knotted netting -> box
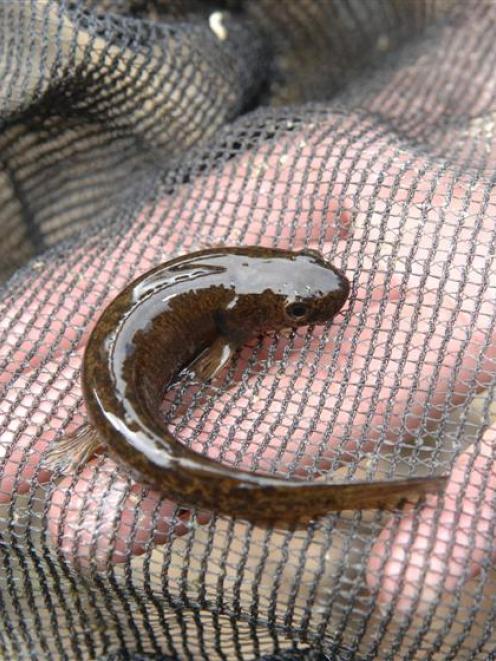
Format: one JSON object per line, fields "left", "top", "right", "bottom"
{"left": 1, "top": 0, "right": 496, "bottom": 658}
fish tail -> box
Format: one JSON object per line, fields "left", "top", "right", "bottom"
{"left": 328, "top": 474, "right": 448, "bottom": 511}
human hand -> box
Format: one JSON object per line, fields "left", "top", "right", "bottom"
{"left": 1, "top": 112, "right": 494, "bottom": 598}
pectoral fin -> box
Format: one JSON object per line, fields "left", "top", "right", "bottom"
{"left": 43, "top": 423, "right": 102, "bottom": 473}
{"left": 188, "top": 338, "right": 234, "bottom": 382}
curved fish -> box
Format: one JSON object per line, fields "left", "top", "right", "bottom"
{"left": 49, "top": 247, "right": 447, "bottom": 523}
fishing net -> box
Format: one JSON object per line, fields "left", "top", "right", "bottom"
{"left": 1, "top": 0, "right": 496, "bottom": 658}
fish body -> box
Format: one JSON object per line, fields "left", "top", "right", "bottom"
{"left": 57, "top": 247, "right": 446, "bottom": 522}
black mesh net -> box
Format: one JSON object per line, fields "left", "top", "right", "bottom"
{"left": 1, "top": 0, "right": 496, "bottom": 658}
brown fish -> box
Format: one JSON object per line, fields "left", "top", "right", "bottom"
{"left": 48, "top": 247, "right": 447, "bottom": 523}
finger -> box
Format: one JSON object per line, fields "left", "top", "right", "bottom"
{"left": 367, "top": 420, "right": 496, "bottom": 614}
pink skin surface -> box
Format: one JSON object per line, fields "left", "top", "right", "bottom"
{"left": 1, "top": 113, "right": 495, "bottom": 608}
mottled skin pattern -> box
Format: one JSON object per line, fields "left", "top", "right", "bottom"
{"left": 74, "top": 247, "right": 447, "bottom": 524}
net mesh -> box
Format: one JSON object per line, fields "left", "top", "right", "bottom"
{"left": 1, "top": 1, "right": 496, "bottom": 658}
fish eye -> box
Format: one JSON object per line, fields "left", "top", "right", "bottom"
{"left": 286, "top": 302, "right": 309, "bottom": 320}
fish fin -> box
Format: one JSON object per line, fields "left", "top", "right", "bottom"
{"left": 43, "top": 423, "right": 102, "bottom": 474}
{"left": 188, "top": 338, "right": 234, "bottom": 383}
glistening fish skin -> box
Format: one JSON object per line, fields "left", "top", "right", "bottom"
{"left": 59, "top": 247, "right": 447, "bottom": 523}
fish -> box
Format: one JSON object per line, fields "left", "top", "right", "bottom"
{"left": 47, "top": 247, "right": 447, "bottom": 523}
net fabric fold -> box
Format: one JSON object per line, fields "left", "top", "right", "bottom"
{"left": 1, "top": 1, "right": 496, "bottom": 659}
